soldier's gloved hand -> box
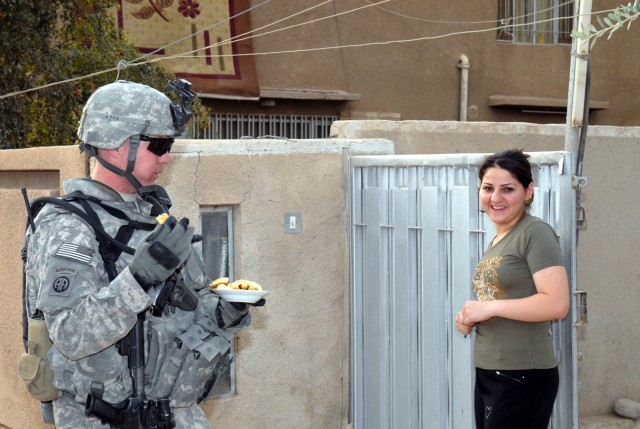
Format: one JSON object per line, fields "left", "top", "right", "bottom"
{"left": 231, "top": 299, "right": 266, "bottom": 310}
{"left": 129, "top": 216, "right": 195, "bottom": 291}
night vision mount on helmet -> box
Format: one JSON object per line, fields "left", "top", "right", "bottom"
{"left": 168, "top": 79, "right": 196, "bottom": 133}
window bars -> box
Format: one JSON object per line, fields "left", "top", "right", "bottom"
{"left": 194, "top": 113, "right": 339, "bottom": 140}
{"left": 498, "top": 0, "right": 573, "bottom": 44}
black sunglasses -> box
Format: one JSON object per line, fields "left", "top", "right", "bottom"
{"left": 141, "top": 135, "right": 175, "bottom": 156}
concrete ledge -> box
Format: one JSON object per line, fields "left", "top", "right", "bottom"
{"left": 176, "top": 138, "right": 395, "bottom": 155}
{"left": 581, "top": 414, "right": 640, "bottom": 429}
{"left": 488, "top": 94, "right": 610, "bottom": 111}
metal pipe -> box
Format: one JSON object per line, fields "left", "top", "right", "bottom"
{"left": 457, "top": 54, "right": 469, "bottom": 121}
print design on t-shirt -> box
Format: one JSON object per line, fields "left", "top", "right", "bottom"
{"left": 472, "top": 256, "right": 506, "bottom": 302}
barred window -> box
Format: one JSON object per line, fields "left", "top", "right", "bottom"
{"left": 498, "top": 0, "right": 574, "bottom": 44}
{"left": 195, "top": 113, "right": 338, "bottom": 140}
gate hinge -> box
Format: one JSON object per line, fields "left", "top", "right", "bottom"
{"left": 573, "top": 175, "right": 588, "bottom": 190}
{"left": 577, "top": 206, "right": 587, "bottom": 230}
{"left": 574, "top": 176, "right": 588, "bottom": 230}
{"left": 574, "top": 291, "right": 588, "bottom": 326}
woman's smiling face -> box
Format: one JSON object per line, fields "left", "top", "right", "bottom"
{"left": 480, "top": 166, "right": 533, "bottom": 233}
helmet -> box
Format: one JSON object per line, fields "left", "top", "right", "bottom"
{"left": 77, "top": 80, "right": 178, "bottom": 149}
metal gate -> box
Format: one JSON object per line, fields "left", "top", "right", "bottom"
{"left": 349, "top": 152, "right": 578, "bottom": 429}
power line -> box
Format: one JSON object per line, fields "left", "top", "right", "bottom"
{"left": 134, "top": 1, "right": 582, "bottom": 65}
{"left": 363, "top": 0, "right": 576, "bottom": 25}
{"left": 0, "top": 2, "right": 622, "bottom": 100}
{"left": 145, "top": 12, "right": 581, "bottom": 62}
{"left": 0, "top": 0, "right": 390, "bottom": 99}
{"left": 127, "top": 0, "right": 275, "bottom": 65}
{"left": 0, "top": 68, "right": 118, "bottom": 100}
{"left": 141, "top": 0, "right": 393, "bottom": 65}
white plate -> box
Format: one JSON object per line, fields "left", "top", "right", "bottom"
{"left": 213, "top": 289, "right": 270, "bottom": 303}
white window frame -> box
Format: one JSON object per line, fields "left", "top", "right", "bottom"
{"left": 498, "top": 0, "right": 573, "bottom": 45}
{"left": 200, "top": 206, "right": 236, "bottom": 398}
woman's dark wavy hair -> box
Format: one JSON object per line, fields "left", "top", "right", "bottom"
{"left": 479, "top": 148, "right": 534, "bottom": 206}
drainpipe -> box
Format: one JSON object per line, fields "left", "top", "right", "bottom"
{"left": 457, "top": 54, "right": 469, "bottom": 121}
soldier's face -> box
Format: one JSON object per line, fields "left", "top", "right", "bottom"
{"left": 111, "top": 139, "right": 171, "bottom": 187}
{"left": 133, "top": 139, "right": 171, "bottom": 186}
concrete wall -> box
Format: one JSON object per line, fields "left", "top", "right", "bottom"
{"left": 1, "top": 121, "right": 640, "bottom": 427}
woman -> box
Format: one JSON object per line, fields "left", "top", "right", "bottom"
{"left": 455, "top": 149, "right": 570, "bottom": 429}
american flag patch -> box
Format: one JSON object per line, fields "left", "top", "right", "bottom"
{"left": 55, "top": 243, "right": 95, "bottom": 264}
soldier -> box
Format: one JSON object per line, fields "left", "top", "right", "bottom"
{"left": 23, "top": 80, "right": 259, "bottom": 428}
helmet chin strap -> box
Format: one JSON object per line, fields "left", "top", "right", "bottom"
{"left": 126, "top": 134, "right": 173, "bottom": 214}
{"left": 93, "top": 142, "right": 170, "bottom": 215}
{"left": 92, "top": 121, "right": 174, "bottom": 214}
{"left": 88, "top": 130, "right": 144, "bottom": 191}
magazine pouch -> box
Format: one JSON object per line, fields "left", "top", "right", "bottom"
{"left": 169, "top": 317, "right": 231, "bottom": 407}
{"left": 18, "top": 317, "right": 60, "bottom": 402}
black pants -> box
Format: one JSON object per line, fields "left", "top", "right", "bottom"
{"left": 474, "top": 367, "right": 559, "bottom": 429}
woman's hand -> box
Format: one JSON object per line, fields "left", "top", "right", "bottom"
{"left": 456, "top": 300, "right": 497, "bottom": 336}
{"left": 456, "top": 306, "right": 476, "bottom": 336}
{"left": 456, "top": 265, "right": 569, "bottom": 331}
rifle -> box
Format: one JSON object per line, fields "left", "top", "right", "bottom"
{"left": 85, "top": 262, "right": 203, "bottom": 428}
{"left": 85, "top": 311, "right": 175, "bottom": 429}
{"left": 84, "top": 216, "right": 201, "bottom": 427}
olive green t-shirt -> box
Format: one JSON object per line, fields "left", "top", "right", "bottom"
{"left": 472, "top": 214, "right": 565, "bottom": 370}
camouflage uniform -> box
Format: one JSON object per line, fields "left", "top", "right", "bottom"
{"left": 25, "top": 177, "right": 250, "bottom": 428}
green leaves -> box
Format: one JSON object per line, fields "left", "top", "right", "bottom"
{"left": 571, "top": 1, "right": 640, "bottom": 48}
{"left": 0, "top": 0, "right": 209, "bottom": 149}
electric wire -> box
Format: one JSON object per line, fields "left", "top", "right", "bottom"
{"left": 158, "top": 0, "right": 393, "bottom": 61}
{"left": 147, "top": 2, "right": 624, "bottom": 62}
{"left": 363, "top": 0, "right": 576, "bottom": 25}
{"left": 127, "top": 0, "right": 586, "bottom": 64}
{"left": 0, "top": 0, "right": 391, "bottom": 99}
{"left": 0, "top": 0, "right": 278, "bottom": 99}
{"left": 0, "top": 2, "right": 625, "bottom": 100}
{"left": 127, "top": 0, "right": 275, "bottom": 65}
{"left": 158, "top": 13, "right": 580, "bottom": 61}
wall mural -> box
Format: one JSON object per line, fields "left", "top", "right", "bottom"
{"left": 117, "top": 0, "right": 259, "bottom": 97}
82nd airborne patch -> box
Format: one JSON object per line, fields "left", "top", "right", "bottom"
{"left": 48, "top": 267, "right": 78, "bottom": 297}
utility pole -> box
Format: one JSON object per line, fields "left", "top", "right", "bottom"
{"left": 565, "top": 5, "right": 593, "bottom": 427}
{"left": 565, "top": 0, "right": 593, "bottom": 172}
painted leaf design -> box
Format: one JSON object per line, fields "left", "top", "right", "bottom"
{"left": 132, "top": 6, "right": 156, "bottom": 20}
{"left": 157, "top": 0, "right": 174, "bottom": 7}
{"left": 125, "top": 0, "right": 144, "bottom": 4}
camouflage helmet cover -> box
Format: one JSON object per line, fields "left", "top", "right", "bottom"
{"left": 77, "top": 80, "right": 178, "bottom": 149}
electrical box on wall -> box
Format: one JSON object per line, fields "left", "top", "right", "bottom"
{"left": 284, "top": 212, "right": 302, "bottom": 234}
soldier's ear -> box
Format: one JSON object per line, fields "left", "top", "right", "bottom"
{"left": 102, "top": 140, "right": 129, "bottom": 161}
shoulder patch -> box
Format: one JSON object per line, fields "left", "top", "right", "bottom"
{"left": 48, "top": 268, "right": 78, "bottom": 297}
{"left": 55, "top": 243, "right": 95, "bottom": 264}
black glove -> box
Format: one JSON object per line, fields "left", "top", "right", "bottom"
{"left": 129, "top": 216, "right": 195, "bottom": 291}
{"left": 230, "top": 298, "right": 266, "bottom": 311}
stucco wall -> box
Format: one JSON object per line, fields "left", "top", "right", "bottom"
{"left": 162, "top": 139, "right": 394, "bottom": 429}
{"left": 2, "top": 121, "right": 640, "bottom": 427}
{"left": 0, "top": 147, "right": 88, "bottom": 428}
{"left": 248, "top": 0, "right": 640, "bottom": 126}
